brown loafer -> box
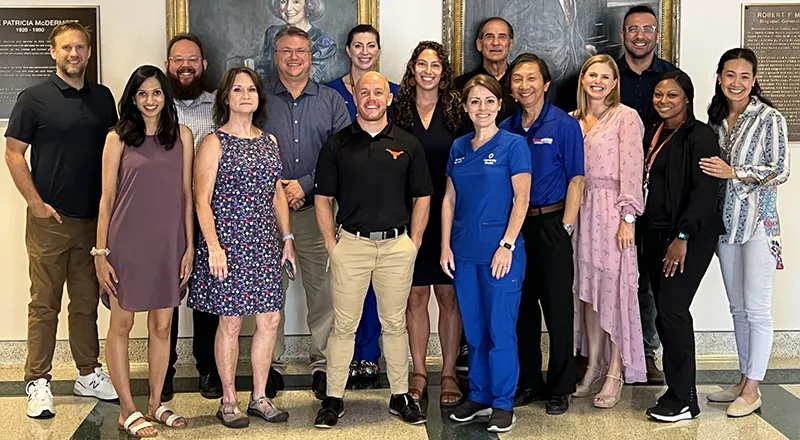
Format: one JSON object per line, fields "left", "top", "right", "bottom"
{"left": 646, "top": 357, "right": 665, "bottom": 384}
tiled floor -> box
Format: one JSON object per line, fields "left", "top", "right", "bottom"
{"left": 4, "top": 362, "right": 800, "bottom": 439}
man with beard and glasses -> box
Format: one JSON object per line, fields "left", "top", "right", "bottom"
{"left": 5, "top": 22, "right": 118, "bottom": 418}
{"left": 161, "top": 33, "right": 220, "bottom": 403}
{"left": 263, "top": 26, "right": 350, "bottom": 401}
{"left": 313, "top": 72, "right": 432, "bottom": 428}
{"left": 614, "top": 4, "right": 675, "bottom": 386}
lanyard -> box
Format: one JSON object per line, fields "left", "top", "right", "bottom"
{"left": 644, "top": 120, "right": 684, "bottom": 185}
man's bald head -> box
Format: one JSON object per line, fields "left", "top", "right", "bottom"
{"left": 355, "top": 71, "right": 393, "bottom": 123}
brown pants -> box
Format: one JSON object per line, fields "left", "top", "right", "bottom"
{"left": 25, "top": 209, "right": 101, "bottom": 382}
{"left": 326, "top": 230, "right": 417, "bottom": 397}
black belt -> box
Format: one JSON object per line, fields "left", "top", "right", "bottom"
{"left": 342, "top": 225, "right": 407, "bottom": 240}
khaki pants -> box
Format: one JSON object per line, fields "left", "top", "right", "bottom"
{"left": 326, "top": 230, "right": 418, "bottom": 397}
{"left": 25, "top": 209, "right": 101, "bottom": 382}
{"left": 273, "top": 206, "right": 333, "bottom": 373}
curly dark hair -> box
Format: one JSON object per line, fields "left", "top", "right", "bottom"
{"left": 394, "top": 41, "right": 462, "bottom": 133}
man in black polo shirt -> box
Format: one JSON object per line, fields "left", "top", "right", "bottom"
{"left": 4, "top": 22, "right": 118, "bottom": 418}
{"left": 313, "top": 72, "right": 432, "bottom": 428}
{"left": 455, "top": 16, "right": 519, "bottom": 123}
{"left": 617, "top": 4, "right": 676, "bottom": 384}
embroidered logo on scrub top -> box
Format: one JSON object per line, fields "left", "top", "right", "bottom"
{"left": 386, "top": 149, "right": 405, "bottom": 160}
{"left": 532, "top": 138, "right": 554, "bottom": 144}
{"left": 483, "top": 153, "right": 497, "bottom": 165}
{"left": 454, "top": 157, "right": 465, "bottom": 164}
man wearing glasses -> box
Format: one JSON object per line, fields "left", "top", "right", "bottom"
{"left": 263, "top": 26, "right": 350, "bottom": 400}
{"left": 616, "top": 4, "right": 676, "bottom": 385}
{"left": 163, "top": 33, "right": 220, "bottom": 402}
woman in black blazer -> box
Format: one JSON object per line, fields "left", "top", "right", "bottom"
{"left": 637, "top": 70, "right": 726, "bottom": 423}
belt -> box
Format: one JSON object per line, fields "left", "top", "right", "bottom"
{"left": 342, "top": 225, "right": 407, "bottom": 241}
{"left": 527, "top": 201, "right": 565, "bottom": 217}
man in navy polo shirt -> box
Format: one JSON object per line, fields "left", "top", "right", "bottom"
{"left": 499, "top": 53, "right": 584, "bottom": 415}
{"left": 616, "top": 5, "right": 676, "bottom": 384}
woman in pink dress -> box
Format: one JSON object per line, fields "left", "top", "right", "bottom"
{"left": 571, "top": 54, "right": 646, "bottom": 409}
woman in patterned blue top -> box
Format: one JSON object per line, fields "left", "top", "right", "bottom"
{"left": 189, "top": 67, "right": 296, "bottom": 428}
{"left": 701, "top": 48, "right": 790, "bottom": 418}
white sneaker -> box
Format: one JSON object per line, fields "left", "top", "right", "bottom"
{"left": 26, "top": 378, "right": 55, "bottom": 418}
{"left": 74, "top": 367, "right": 118, "bottom": 401}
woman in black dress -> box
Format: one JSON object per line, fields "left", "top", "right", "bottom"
{"left": 394, "top": 41, "right": 464, "bottom": 406}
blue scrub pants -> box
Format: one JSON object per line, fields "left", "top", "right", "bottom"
{"left": 454, "top": 254, "right": 524, "bottom": 411}
{"left": 353, "top": 283, "right": 381, "bottom": 363}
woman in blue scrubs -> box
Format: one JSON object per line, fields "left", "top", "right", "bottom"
{"left": 442, "top": 74, "right": 531, "bottom": 433}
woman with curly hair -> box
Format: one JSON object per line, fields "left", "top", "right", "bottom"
{"left": 393, "top": 41, "right": 464, "bottom": 407}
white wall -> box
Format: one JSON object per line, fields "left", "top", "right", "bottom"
{"left": 0, "top": 0, "right": 797, "bottom": 342}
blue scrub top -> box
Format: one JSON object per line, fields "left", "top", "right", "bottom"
{"left": 499, "top": 99, "right": 584, "bottom": 207}
{"left": 446, "top": 129, "right": 531, "bottom": 264}
{"left": 325, "top": 76, "right": 401, "bottom": 121}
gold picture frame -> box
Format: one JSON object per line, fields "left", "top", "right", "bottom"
{"left": 166, "top": 0, "right": 379, "bottom": 41}
{"left": 442, "top": 0, "right": 681, "bottom": 75}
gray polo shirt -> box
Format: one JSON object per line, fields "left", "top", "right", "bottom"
{"left": 263, "top": 79, "right": 349, "bottom": 201}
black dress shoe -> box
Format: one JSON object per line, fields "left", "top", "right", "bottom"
{"left": 161, "top": 376, "right": 174, "bottom": 402}
{"left": 546, "top": 394, "right": 570, "bottom": 415}
{"left": 314, "top": 397, "right": 344, "bottom": 428}
{"left": 266, "top": 367, "right": 285, "bottom": 399}
{"left": 389, "top": 393, "right": 426, "bottom": 425}
{"left": 199, "top": 373, "right": 223, "bottom": 399}
{"left": 513, "top": 388, "right": 547, "bottom": 407}
{"left": 312, "top": 371, "right": 327, "bottom": 400}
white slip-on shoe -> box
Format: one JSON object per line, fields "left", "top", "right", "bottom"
{"left": 74, "top": 367, "right": 118, "bottom": 401}
{"left": 27, "top": 378, "right": 55, "bottom": 418}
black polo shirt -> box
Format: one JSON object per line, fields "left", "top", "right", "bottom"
{"left": 455, "top": 63, "right": 519, "bottom": 127}
{"left": 617, "top": 55, "right": 677, "bottom": 130}
{"left": 5, "top": 74, "right": 118, "bottom": 218}
{"left": 314, "top": 121, "right": 434, "bottom": 233}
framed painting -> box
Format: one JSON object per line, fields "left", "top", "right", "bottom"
{"left": 166, "top": 0, "right": 379, "bottom": 87}
{"left": 443, "top": 0, "right": 680, "bottom": 108}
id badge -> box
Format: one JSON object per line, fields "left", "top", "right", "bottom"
{"left": 643, "top": 183, "right": 649, "bottom": 206}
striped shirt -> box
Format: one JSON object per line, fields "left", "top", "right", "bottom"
{"left": 713, "top": 97, "right": 790, "bottom": 268}
{"left": 174, "top": 91, "right": 215, "bottom": 151}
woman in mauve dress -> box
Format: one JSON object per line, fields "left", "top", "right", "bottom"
{"left": 95, "top": 65, "right": 194, "bottom": 437}
{"left": 570, "top": 54, "right": 646, "bottom": 409}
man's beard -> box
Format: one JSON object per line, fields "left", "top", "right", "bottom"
{"left": 169, "top": 70, "right": 207, "bottom": 100}
{"left": 625, "top": 40, "right": 656, "bottom": 59}
{"left": 60, "top": 60, "right": 87, "bottom": 79}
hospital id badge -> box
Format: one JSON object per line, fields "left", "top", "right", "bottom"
{"left": 643, "top": 183, "right": 649, "bottom": 206}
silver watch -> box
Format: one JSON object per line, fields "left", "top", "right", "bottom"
{"left": 623, "top": 214, "right": 636, "bottom": 224}
{"left": 563, "top": 223, "right": 574, "bottom": 236}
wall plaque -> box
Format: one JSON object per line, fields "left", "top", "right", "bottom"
{"left": 742, "top": 4, "right": 800, "bottom": 142}
{"left": 0, "top": 6, "right": 99, "bottom": 119}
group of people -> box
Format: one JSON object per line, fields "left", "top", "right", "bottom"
{"left": 4, "top": 4, "right": 789, "bottom": 437}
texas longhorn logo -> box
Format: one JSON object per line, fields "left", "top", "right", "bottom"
{"left": 386, "top": 149, "right": 405, "bottom": 160}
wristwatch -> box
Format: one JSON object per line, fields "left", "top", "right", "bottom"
{"left": 499, "top": 240, "right": 515, "bottom": 251}
{"left": 677, "top": 232, "right": 689, "bottom": 241}
{"left": 563, "top": 223, "right": 574, "bottom": 236}
{"left": 282, "top": 233, "right": 295, "bottom": 241}
{"left": 623, "top": 214, "right": 636, "bottom": 224}
{"left": 90, "top": 247, "right": 110, "bottom": 256}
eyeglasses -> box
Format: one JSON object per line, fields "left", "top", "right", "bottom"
{"left": 275, "top": 48, "right": 310, "bottom": 56}
{"left": 624, "top": 25, "right": 657, "bottom": 35}
{"left": 168, "top": 56, "right": 202, "bottom": 65}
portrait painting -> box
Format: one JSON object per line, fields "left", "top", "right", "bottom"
{"left": 443, "top": 0, "right": 679, "bottom": 110}
{"left": 167, "top": 0, "right": 378, "bottom": 88}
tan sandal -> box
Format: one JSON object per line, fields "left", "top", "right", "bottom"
{"left": 440, "top": 375, "right": 463, "bottom": 407}
{"left": 145, "top": 405, "right": 186, "bottom": 428}
{"left": 594, "top": 375, "right": 623, "bottom": 409}
{"left": 119, "top": 411, "right": 157, "bottom": 438}
{"left": 574, "top": 365, "right": 607, "bottom": 398}
{"left": 409, "top": 373, "right": 428, "bottom": 402}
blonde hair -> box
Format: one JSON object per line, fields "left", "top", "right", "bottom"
{"left": 574, "top": 54, "right": 621, "bottom": 121}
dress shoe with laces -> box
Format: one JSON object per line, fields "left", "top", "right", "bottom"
{"left": 312, "top": 371, "right": 328, "bottom": 400}
{"left": 546, "top": 394, "right": 570, "bottom": 415}
{"left": 199, "top": 373, "right": 223, "bottom": 399}
{"left": 389, "top": 393, "right": 426, "bottom": 425}
{"left": 513, "top": 387, "right": 547, "bottom": 407}
{"left": 266, "top": 367, "right": 284, "bottom": 399}
{"left": 314, "top": 397, "right": 344, "bottom": 428}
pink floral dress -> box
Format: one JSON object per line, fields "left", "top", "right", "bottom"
{"left": 572, "top": 104, "right": 646, "bottom": 383}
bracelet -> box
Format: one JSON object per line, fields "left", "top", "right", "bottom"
{"left": 282, "top": 233, "right": 295, "bottom": 241}
{"left": 90, "top": 247, "right": 110, "bottom": 256}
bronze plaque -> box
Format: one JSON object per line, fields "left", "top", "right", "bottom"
{"left": 742, "top": 4, "right": 800, "bottom": 141}
{"left": 0, "top": 6, "right": 100, "bottom": 119}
